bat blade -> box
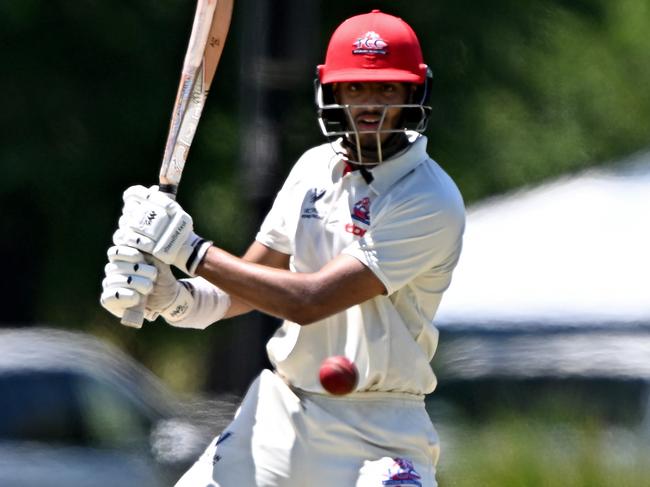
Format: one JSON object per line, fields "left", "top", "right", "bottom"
{"left": 120, "top": 0, "right": 234, "bottom": 329}
{"left": 159, "top": 0, "right": 234, "bottom": 195}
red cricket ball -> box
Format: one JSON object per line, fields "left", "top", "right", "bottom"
{"left": 319, "top": 355, "right": 359, "bottom": 395}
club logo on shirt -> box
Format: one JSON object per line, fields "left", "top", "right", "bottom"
{"left": 353, "top": 31, "right": 389, "bottom": 55}
{"left": 346, "top": 197, "right": 371, "bottom": 237}
{"left": 310, "top": 188, "right": 326, "bottom": 203}
{"left": 301, "top": 188, "right": 327, "bottom": 220}
{"left": 382, "top": 458, "right": 422, "bottom": 486}
{"left": 302, "top": 208, "right": 323, "bottom": 219}
{"left": 352, "top": 197, "right": 370, "bottom": 224}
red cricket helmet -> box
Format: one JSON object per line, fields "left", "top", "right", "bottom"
{"left": 317, "top": 9, "right": 428, "bottom": 85}
{"left": 314, "top": 10, "right": 432, "bottom": 166}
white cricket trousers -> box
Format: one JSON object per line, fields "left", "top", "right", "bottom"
{"left": 174, "top": 369, "right": 439, "bottom": 487}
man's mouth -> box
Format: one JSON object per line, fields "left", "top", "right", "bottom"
{"left": 355, "top": 114, "right": 383, "bottom": 131}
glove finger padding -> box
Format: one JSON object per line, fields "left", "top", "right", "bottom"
{"left": 102, "top": 273, "right": 154, "bottom": 295}
{"left": 101, "top": 245, "right": 157, "bottom": 319}
{"left": 105, "top": 245, "right": 158, "bottom": 282}
{"left": 107, "top": 244, "right": 145, "bottom": 263}
{"left": 145, "top": 258, "right": 182, "bottom": 312}
{"left": 104, "top": 254, "right": 188, "bottom": 322}
{"left": 122, "top": 184, "right": 172, "bottom": 208}
{"left": 104, "top": 261, "right": 158, "bottom": 282}
{"left": 112, "top": 228, "right": 157, "bottom": 253}
{"left": 122, "top": 184, "right": 152, "bottom": 203}
{"left": 100, "top": 286, "right": 142, "bottom": 318}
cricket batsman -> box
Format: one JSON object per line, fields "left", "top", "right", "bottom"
{"left": 101, "top": 10, "right": 465, "bottom": 486}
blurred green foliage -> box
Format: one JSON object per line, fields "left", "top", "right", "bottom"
{"left": 435, "top": 412, "right": 650, "bottom": 487}
{"left": 2, "top": 0, "right": 650, "bottom": 390}
{"left": 427, "top": 376, "right": 650, "bottom": 485}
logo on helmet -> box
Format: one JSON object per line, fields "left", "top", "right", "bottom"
{"left": 353, "top": 31, "right": 388, "bottom": 55}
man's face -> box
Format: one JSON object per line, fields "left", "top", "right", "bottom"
{"left": 333, "top": 82, "right": 411, "bottom": 148}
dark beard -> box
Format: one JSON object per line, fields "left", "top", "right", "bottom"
{"left": 342, "top": 132, "right": 410, "bottom": 165}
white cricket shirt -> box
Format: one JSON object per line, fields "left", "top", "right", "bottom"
{"left": 257, "top": 133, "right": 465, "bottom": 396}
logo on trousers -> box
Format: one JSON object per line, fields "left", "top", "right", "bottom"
{"left": 212, "top": 431, "right": 233, "bottom": 465}
{"left": 382, "top": 458, "right": 422, "bottom": 486}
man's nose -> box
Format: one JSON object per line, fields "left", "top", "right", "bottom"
{"left": 359, "top": 89, "right": 384, "bottom": 107}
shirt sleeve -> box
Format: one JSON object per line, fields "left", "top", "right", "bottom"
{"left": 254, "top": 154, "right": 309, "bottom": 255}
{"left": 342, "top": 192, "right": 465, "bottom": 295}
{"left": 255, "top": 187, "right": 294, "bottom": 254}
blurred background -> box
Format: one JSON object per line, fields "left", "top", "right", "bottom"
{"left": 2, "top": 0, "right": 650, "bottom": 485}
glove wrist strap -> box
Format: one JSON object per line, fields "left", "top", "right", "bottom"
{"left": 185, "top": 238, "right": 213, "bottom": 275}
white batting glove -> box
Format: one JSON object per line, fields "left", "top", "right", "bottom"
{"left": 112, "top": 185, "right": 212, "bottom": 276}
{"left": 100, "top": 245, "right": 196, "bottom": 323}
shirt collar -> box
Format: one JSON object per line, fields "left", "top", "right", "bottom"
{"left": 329, "top": 132, "right": 428, "bottom": 194}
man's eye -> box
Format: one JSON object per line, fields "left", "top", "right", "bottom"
{"left": 348, "top": 83, "right": 361, "bottom": 92}
{"left": 383, "top": 84, "right": 396, "bottom": 92}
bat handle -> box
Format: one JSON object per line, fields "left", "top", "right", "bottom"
{"left": 158, "top": 183, "right": 178, "bottom": 200}
{"left": 121, "top": 302, "right": 145, "bottom": 328}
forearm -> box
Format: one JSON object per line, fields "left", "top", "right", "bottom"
{"left": 195, "top": 245, "right": 386, "bottom": 325}
{"left": 196, "top": 246, "right": 321, "bottom": 324}
{"left": 108, "top": 186, "right": 384, "bottom": 327}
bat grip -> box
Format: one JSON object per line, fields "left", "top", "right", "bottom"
{"left": 121, "top": 303, "right": 146, "bottom": 329}
{"left": 159, "top": 184, "right": 178, "bottom": 200}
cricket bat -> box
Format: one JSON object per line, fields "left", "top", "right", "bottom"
{"left": 121, "top": 0, "right": 234, "bottom": 328}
